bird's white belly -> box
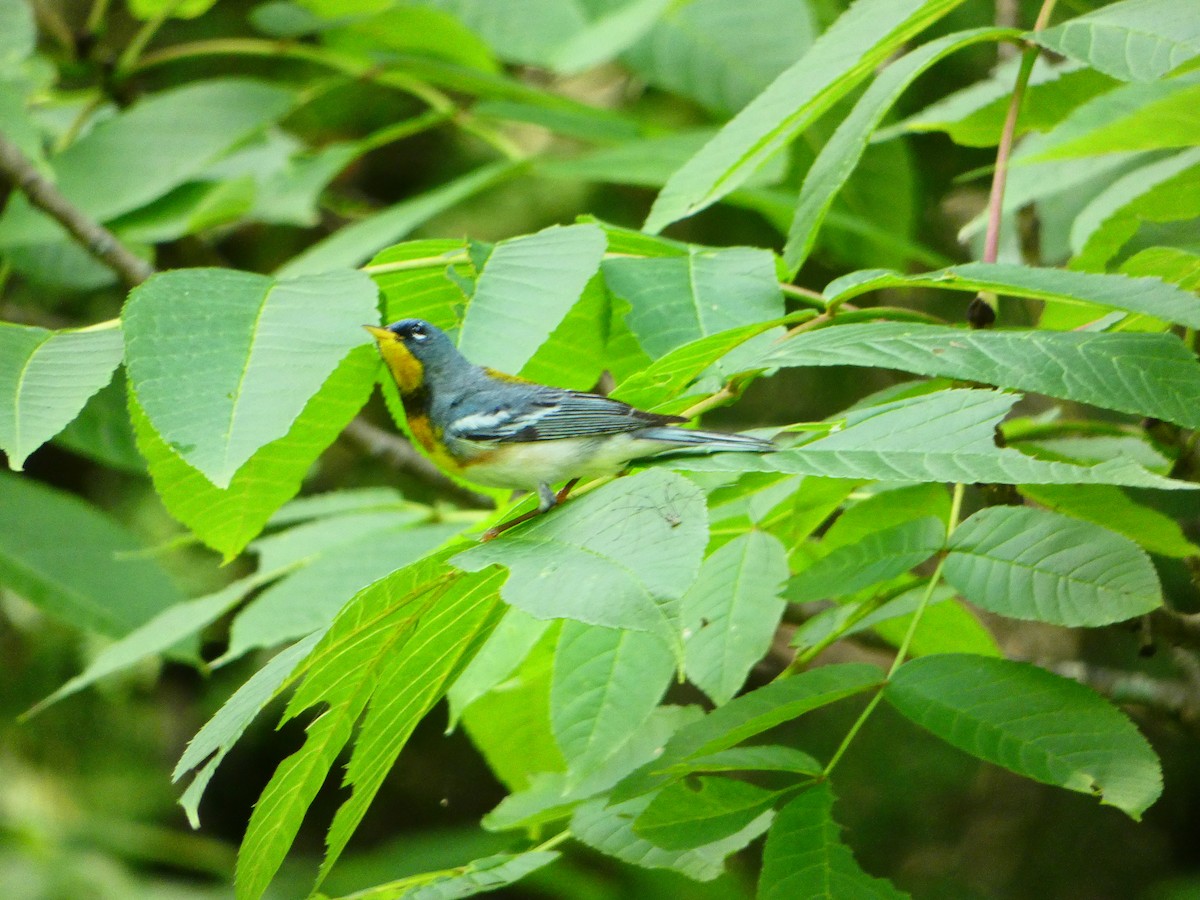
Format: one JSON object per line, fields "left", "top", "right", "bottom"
{"left": 461, "top": 435, "right": 673, "bottom": 490}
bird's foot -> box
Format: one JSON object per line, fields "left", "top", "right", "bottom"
{"left": 555, "top": 478, "right": 580, "bottom": 504}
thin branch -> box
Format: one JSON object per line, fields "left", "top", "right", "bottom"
{"left": 980, "top": 0, "right": 1059, "bottom": 266}
{"left": 341, "top": 417, "right": 494, "bottom": 510}
{"left": 0, "top": 132, "right": 154, "bottom": 287}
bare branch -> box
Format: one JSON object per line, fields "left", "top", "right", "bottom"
{"left": 0, "top": 132, "right": 155, "bottom": 287}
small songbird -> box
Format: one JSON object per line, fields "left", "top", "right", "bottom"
{"left": 365, "top": 319, "right": 774, "bottom": 538}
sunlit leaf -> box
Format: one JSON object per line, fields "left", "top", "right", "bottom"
{"left": 458, "top": 223, "right": 606, "bottom": 374}
{"left": 132, "top": 347, "right": 377, "bottom": 560}
{"left": 124, "top": 268, "right": 377, "bottom": 487}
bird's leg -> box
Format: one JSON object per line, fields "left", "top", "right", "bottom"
{"left": 480, "top": 483, "right": 563, "bottom": 541}
{"left": 555, "top": 478, "right": 580, "bottom": 504}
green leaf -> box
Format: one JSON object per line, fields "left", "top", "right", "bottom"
{"left": 821, "top": 263, "right": 1200, "bottom": 329}
{"left": 1025, "top": 75, "right": 1200, "bottom": 160}
{"left": 867, "top": 590, "right": 1001, "bottom": 659}
{"left": 571, "top": 792, "right": 772, "bottom": 882}
{"left": 32, "top": 577, "right": 261, "bottom": 714}
{"left": 786, "top": 517, "right": 945, "bottom": 604}
{"left": 457, "top": 223, "right": 605, "bottom": 375}
{"left": 682, "top": 530, "right": 788, "bottom": 705}
{"left": 943, "top": 506, "right": 1161, "bottom": 626}
{"left": 765, "top": 323, "right": 1200, "bottom": 430}
{"left": 643, "top": 0, "right": 964, "bottom": 233}
{"left": 327, "top": 850, "right": 560, "bottom": 900}
{"left": 674, "top": 389, "right": 1191, "bottom": 490}
{"left": 551, "top": 622, "right": 675, "bottom": 773}
{"left": 613, "top": 663, "right": 883, "bottom": 801}
{"left": 1070, "top": 149, "right": 1200, "bottom": 271}
{"left": 516, "top": 272, "right": 611, "bottom": 391}
{"left": 131, "top": 346, "right": 378, "bottom": 560}
{"left": 127, "top": 0, "right": 219, "bottom": 19}
{"left": 0, "top": 0, "right": 35, "bottom": 72}
{"left": 0, "top": 322, "right": 124, "bottom": 470}
{"left": 542, "top": 129, "right": 779, "bottom": 190}
{"left": 635, "top": 776, "right": 782, "bottom": 851}
{"left": 890, "top": 57, "right": 1116, "bottom": 148}
{"left": 611, "top": 321, "right": 780, "bottom": 411}
{"left": 175, "top": 634, "right": 321, "bottom": 828}
{"left": 483, "top": 705, "right": 703, "bottom": 832}
{"left": 822, "top": 484, "right": 951, "bottom": 550}
{"left": 0, "top": 471, "right": 183, "bottom": 636}
{"left": 324, "top": 5, "right": 499, "bottom": 72}
{"left": 279, "top": 163, "right": 515, "bottom": 277}
{"left": 316, "top": 573, "right": 505, "bottom": 885}
{"left": 1033, "top": 0, "right": 1200, "bottom": 82}
{"left": 448, "top": 607, "right": 552, "bottom": 728}
{"left": 785, "top": 27, "right": 1016, "bottom": 273}
{"left": 453, "top": 469, "right": 709, "bottom": 641}
{"left": 55, "top": 372, "right": 145, "bottom": 474}
{"left": 123, "top": 268, "right": 377, "bottom": 488}
{"left": 370, "top": 239, "right": 472, "bottom": 329}
{"left": 1121, "top": 246, "right": 1200, "bottom": 290}
{"left": 0, "top": 79, "right": 295, "bottom": 245}
{"left": 758, "top": 783, "right": 906, "bottom": 900}
{"left": 423, "top": 0, "right": 587, "bottom": 67}
{"left": 1019, "top": 484, "right": 1200, "bottom": 559}
{"left": 234, "top": 555, "right": 501, "bottom": 899}
{"left": 548, "top": 0, "right": 672, "bottom": 75}
{"left": 681, "top": 745, "right": 822, "bottom": 778}
{"left": 622, "top": 0, "right": 818, "bottom": 114}
{"left": 225, "top": 518, "right": 465, "bottom": 660}
{"left": 603, "top": 246, "right": 783, "bottom": 364}
{"left": 475, "top": 98, "right": 641, "bottom": 143}
{"left": 463, "top": 625, "right": 566, "bottom": 792}
{"left": 110, "top": 177, "right": 257, "bottom": 245}
{"left": 886, "top": 654, "right": 1163, "bottom": 819}
{"left": 0, "top": 83, "right": 47, "bottom": 176}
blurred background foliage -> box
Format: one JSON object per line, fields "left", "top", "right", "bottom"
{"left": 2, "top": 0, "right": 1199, "bottom": 897}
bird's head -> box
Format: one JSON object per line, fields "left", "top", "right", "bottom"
{"left": 363, "top": 319, "right": 464, "bottom": 394}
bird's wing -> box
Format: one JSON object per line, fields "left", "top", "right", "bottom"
{"left": 447, "top": 390, "right": 684, "bottom": 443}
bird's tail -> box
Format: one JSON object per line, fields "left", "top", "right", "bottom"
{"left": 638, "top": 426, "right": 775, "bottom": 453}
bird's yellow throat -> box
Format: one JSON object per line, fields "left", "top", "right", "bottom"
{"left": 364, "top": 325, "right": 423, "bottom": 394}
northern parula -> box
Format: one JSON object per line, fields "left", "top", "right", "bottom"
{"left": 365, "top": 318, "right": 773, "bottom": 536}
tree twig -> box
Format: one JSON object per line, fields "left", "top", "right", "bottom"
{"left": 0, "top": 133, "right": 154, "bottom": 287}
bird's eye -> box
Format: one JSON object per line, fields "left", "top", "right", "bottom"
{"left": 409, "top": 323, "right": 428, "bottom": 341}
